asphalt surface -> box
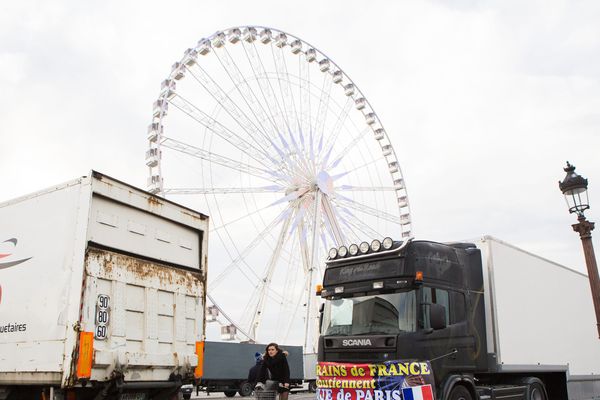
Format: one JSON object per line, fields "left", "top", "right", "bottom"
{"left": 187, "top": 391, "right": 315, "bottom": 400}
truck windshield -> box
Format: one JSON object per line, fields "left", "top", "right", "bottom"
{"left": 322, "top": 291, "right": 416, "bottom": 335}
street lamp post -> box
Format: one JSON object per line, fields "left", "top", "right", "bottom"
{"left": 559, "top": 161, "right": 600, "bottom": 339}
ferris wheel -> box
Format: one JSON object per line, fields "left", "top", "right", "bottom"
{"left": 146, "top": 26, "right": 412, "bottom": 349}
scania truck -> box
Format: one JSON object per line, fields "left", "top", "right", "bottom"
{"left": 0, "top": 171, "right": 208, "bottom": 400}
{"left": 317, "top": 236, "right": 600, "bottom": 400}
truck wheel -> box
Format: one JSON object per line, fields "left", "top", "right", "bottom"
{"left": 524, "top": 380, "right": 547, "bottom": 400}
{"left": 448, "top": 385, "right": 472, "bottom": 400}
{"left": 308, "top": 381, "right": 318, "bottom": 393}
{"left": 239, "top": 382, "right": 254, "bottom": 397}
{"left": 225, "top": 390, "right": 237, "bottom": 397}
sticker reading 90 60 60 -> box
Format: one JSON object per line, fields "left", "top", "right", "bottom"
{"left": 95, "top": 294, "right": 110, "bottom": 340}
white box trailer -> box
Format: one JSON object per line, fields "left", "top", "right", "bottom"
{"left": 0, "top": 171, "right": 208, "bottom": 400}
{"left": 476, "top": 236, "right": 600, "bottom": 397}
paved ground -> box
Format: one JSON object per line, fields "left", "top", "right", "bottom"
{"left": 187, "top": 391, "right": 315, "bottom": 400}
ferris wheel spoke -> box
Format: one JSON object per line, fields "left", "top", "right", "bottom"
{"left": 241, "top": 41, "right": 290, "bottom": 140}
{"left": 167, "top": 94, "right": 276, "bottom": 169}
{"left": 314, "top": 70, "right": 333, "bottom": 156}
{"left": 336, "top": 185, "right": 397, "bottom": 192}
{"left": 296, "top": 220, "right": 311, "bottom": 275}
{"left": 243, "top": 44, "right": 312, "bottom": 179}
{"left": 164, "top": 185, "right": 284, "bottom": 195}
{"left": 211, "top": 46, "right": 282, "bottom": 147}
{"left": 282, "top": 273, "right": 311, "bottom": 343}
{"left": 209, "top": 206, "right": 293, "bottom": 289}
{"left": 288, "top": 203, "right": 308, "bottom": 240}
{"left": 206, "top": 293, "right": 254, "bottom": 341}
{"left": 338, "top": 208, "right": 383, "bottom": 242}
{"left": 211, "top": 202, "right": 290, "bottom": 234}
{"left": 275, "top": 234, "right": 302, "bottom": 339}
{"left": 272, "top": 45, "right": 299, "bottom": 137}
{"left": 320, "top": 97, "right": 354, "bottom": 164}
{"left": 186, "top": 63, "right": 281, "bottom": 167}
{"left": 219, "top": 42, "right": 280, "bottom": 138}
{"left": 303, "top": 189, "right": 322, "bottom": 349}
{"left": 311, "top": 78, "right": 333, "bottom": 158}
{"left": 327, "top": 127, "right": 372, "bottom": 170}
{"left": 237, "top": 43, "right": 279, "bottom": 142}
{"left": 249, "top": 209, "right": 295, "bottom": 339}
{"left": 336, "top": 206, "right": 369, "bottom": 244}
{"left": 161, "top": 136, "right": 282, "bottom": 183}
{"left": 330, "top": 156, "right": 385, "bottom": 182}
{"left": 298, "top": 55, "right": 313, "bottom": 153}
{"left": 321, "top": 194, "right": 346, "bottom": 246}
{"left": 332, "top": 196, "right": 402, "bottom": 225}
{"left": 272, "top": 45, "right": 311, "bottom": 174}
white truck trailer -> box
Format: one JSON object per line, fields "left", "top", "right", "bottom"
{"left": 0, "top": 171, "right": 209, "bottom": 400}
{"left": 477, "top": 236, "right": 600, "bottom": 398}
{"left": 318, "top": 235, "right": 600, "bottom": 399}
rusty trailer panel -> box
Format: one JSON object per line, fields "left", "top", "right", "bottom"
{"left": 74, "top": 248, "right": 205, "bottom": 384}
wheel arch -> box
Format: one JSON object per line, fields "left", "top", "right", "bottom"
{"left": 440, "top": 374, "right": 477, "bottom": 400}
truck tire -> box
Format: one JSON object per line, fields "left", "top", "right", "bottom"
{"left": 225, "top": 390, "right": 237, "bottom": 397}
{"left": 239, "top": 382, "right": 254, "bottom": 397}
{"left": 523, "top": 378, "right": 547, "bottom": 400}
{"left": 448, "top": 385, "right": 472, "bottom": 400}
{"left": 308, "top": 381, "right": 318, "bottom": 393}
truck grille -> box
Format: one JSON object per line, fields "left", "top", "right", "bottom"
{"left": 323, "top": 352, "right": 392, "bottom": 363}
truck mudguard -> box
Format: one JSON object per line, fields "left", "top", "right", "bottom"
{"left": 440, "top": 374, "right": 476, "bottom": 400}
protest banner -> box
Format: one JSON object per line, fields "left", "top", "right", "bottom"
{"left": 316, "top": 360, "right": 436, "bottom": 400}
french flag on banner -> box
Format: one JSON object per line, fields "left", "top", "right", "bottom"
{"left": 401, "top": 384, "right": 434, "bottom": 400}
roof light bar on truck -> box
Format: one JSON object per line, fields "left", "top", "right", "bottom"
{"left": 326, "top": 238, "right": 412, "bottom": 264}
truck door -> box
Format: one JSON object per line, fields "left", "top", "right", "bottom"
{"left": 419, "top": 286, "right": 476, "bottom": 383}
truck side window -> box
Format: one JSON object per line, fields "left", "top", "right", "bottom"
{"left": 422, "top": 287, "right": 450, "bottom": 329}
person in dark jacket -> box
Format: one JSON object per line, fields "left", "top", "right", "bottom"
{"left": 248, "top": 352, "right": 263, "bottom": 386}
{"left": 257, "top": 343, "right": 291, "bottom": 400}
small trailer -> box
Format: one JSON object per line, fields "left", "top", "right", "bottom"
{"left": 195, "top": 342, "right": 315, "bottom": 398}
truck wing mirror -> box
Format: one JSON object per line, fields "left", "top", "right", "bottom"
{"left": 429, "top": 303, "right": 447, "bottom": 330}
{"left": 318, "top": 303, "right": 325, "bottom": 333}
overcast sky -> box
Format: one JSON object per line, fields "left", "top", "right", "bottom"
{"left": 2, "top": 0, "right": 600, "bottom": 342}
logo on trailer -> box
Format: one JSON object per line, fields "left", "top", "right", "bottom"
{"left": 0, "top": 238, "right": 33, "bottom": 305}
{"left": 341, "top": 339, "right": 373, "bottom": 347}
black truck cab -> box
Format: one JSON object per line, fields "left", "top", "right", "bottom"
{"left": 318, "top": 240, "right": 505, "bottom": 400}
